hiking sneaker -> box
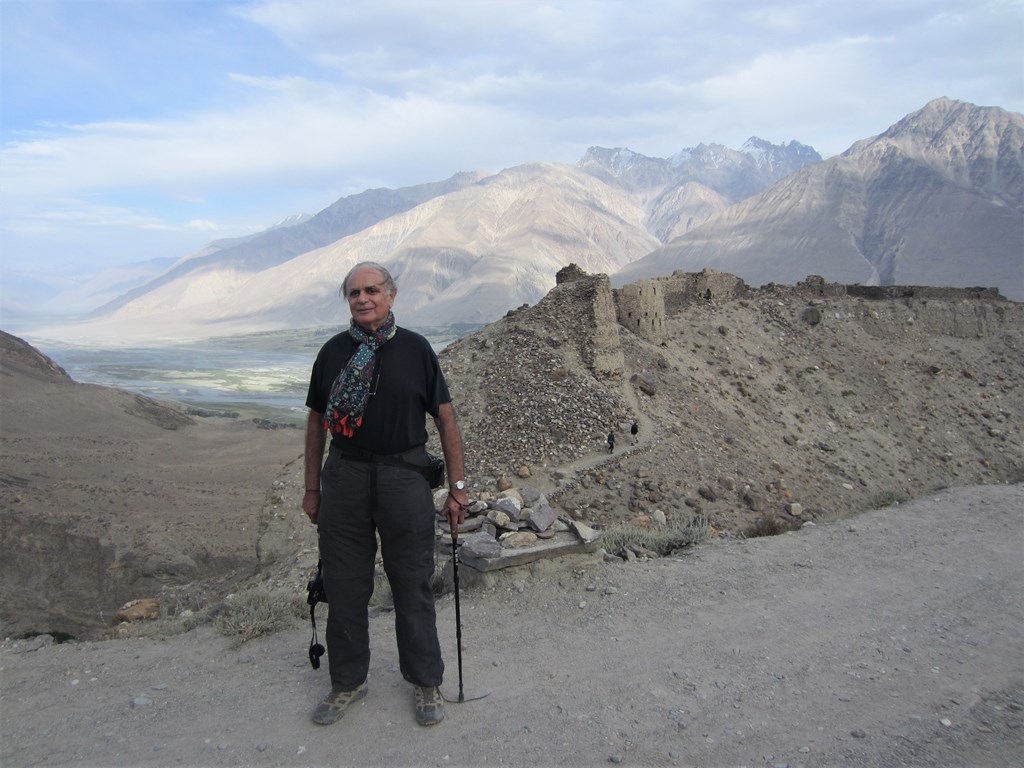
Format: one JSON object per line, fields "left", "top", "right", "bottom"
{"left": 414, "top": 685, "right": 445, "bottom": 726}
{"left": 312, "top": 682, "right": 367, "bottom": 725}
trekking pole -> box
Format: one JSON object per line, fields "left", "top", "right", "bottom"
{"left": 451, "top": 523, "right": 465, "bottom": 702}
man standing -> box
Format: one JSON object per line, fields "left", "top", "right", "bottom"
{"left": 302, "top": 262, "right": 468, "bottom": 727}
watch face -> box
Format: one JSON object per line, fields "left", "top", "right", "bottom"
{"left": 454, "top": 480, "right": 465, "bottom": 490}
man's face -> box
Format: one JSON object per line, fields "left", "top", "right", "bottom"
{"left": 346, "top": 267, "right": 395, "bottom": 330}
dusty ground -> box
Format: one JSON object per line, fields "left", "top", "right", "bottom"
{"left": 2, "top": 483, "right": 1022, "bottom": 768}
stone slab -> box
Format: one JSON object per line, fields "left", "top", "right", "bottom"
{"left": 457, "top": 530, "right": 602, "bottom": 572}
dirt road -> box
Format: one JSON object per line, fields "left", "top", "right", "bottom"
{"left": 2, "top": 483, "right": 1022, "bottom": 768}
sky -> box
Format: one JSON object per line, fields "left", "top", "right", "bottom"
{"left": 2, "top": 0, "right": 1022, "bottom": 316}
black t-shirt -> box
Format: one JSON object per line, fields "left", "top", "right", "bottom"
{"left": 305, "top": 327, "right": 451, "bottom": 455}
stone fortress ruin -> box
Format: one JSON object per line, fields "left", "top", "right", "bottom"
{"left": 550, "top": 263, "right": 1013, "bottom": 365}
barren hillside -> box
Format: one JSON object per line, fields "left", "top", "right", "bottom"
{"left": 0, "top": 330, "right": 303, "bottom": 640}
{"left": 428, "top": 271, "right": 1023, "bottom": 537}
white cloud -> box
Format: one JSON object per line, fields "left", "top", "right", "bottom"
{"left": 1, "top": 0, "right": 1022, "bottom": 304}
{"left": 2, "top": 199, "right": 173, "bottom": 233}
{"left": 185, "top": 219, "right": 221, "bottom": 232}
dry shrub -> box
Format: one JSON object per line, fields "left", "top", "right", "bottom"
{"left": 603, "top": 515, "right": 709, "bottom": 556}
{"left": 868, "top": 488, "right": 911, "bottom": 509}
{"left": 369, "top": 573, "right": 393, "bottom": 608}
{"left": 106, "top": 600, "right": 213, "bottom": 641}
{"left": 743, "top": 513, "right": 801, "bottom": 539}
{"left": 214, "top": 586, "right": 307, "bottom": 646}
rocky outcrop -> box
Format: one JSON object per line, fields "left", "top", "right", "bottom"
{"left": 440, "top": 486, "right": 602, "bottom": 574}
{"left": 431, "top": 268, "right": 1024, "bottom": 539}
{"left": 0, "top": 330, "right": 72, "bottom": 381}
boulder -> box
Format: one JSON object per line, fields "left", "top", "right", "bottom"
{"left": 114, "top": 598, "right": 160, "bottom": 623}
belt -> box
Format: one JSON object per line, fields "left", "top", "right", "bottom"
{"left": 333, "top": 445, "right": 443, "bottom": 489}
{"left": 335, "top": 446, "right": 424, "bottom": 465}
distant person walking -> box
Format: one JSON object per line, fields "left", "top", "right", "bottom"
{"left": 607, "top": 430, "right": 615, "bottom": 454}
{"left": 630, "top": 420, "right": 639, "bottom": 444}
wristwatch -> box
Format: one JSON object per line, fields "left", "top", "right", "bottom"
{"left": 451, "top": 480, "right": 466, "bottom": 491}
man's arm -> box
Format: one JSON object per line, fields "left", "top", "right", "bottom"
{"left": 303, "top": 409, "right": 327, "bottom": 524}
{"left": 434, "top": 401, "right": 468, "bottom": 532}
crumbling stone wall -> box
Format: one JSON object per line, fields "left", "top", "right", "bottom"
{"left": 610, "top": 269, "right": 751, "bottom": 334}
{"left": 764, "top": 277, "right": 1004, "bottom": 303}
{"left": 614, "top": 280, "right": 665, "bottom": 342}
{"left": 848, "top": 298, "right": 1022, "bottom": 340}
{"left": 653, "top": 269, "right": 752, "bottom": 316}
{"left": 846, "top": 284, "right": 1004, "bottom": 301}
{"left": 599, "top": 262, "right": 1015, "bottom": 353}
{"left": 775, "top": 275, "right": 849, "bottom": 299}
{"left": 538, "top": 265, "right": 624, "bottom": 379}
{"left": 612, "top": 269, "right": 1012, "bottom": 336}
{"left": 555, "top": 263, "right": 590, "bottom": 285}
{"left": 590, "top": 280, "right": 625, "bottom": 379}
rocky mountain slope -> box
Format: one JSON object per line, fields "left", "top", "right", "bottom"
{"left": 91, "top": 171, "right": 488, "bottom": 317}
{"left": 253, "top": 267, "right": 1023, "bottom": 569}
{"left": 616, "top": 98, "right": 1024, "bottom": 300}
{"left": 34, "top": 138, "right": 820, "bottom": 342}
{"left": 578, "top": 136, "right": 820, "bottom": 240}
{"left": 34, "top": 99, "right": 1021, "bottom": 345}
{"left": 74, "top": 162, "right": 664, "bottom": 336}
{"left": 424, "top": 269, "right": 1023, "bottom": 537}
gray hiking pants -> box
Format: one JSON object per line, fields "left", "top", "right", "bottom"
{"left": 317, "top": 445, "right": 444, "bottom": 691}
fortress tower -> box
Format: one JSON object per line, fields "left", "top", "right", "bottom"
{"left": 614, "top": 280, "right": 665, "bottom": 343}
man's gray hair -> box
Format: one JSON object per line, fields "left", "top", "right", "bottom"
{"left": 341, "top": 262, "right": 397, "bottom": 297}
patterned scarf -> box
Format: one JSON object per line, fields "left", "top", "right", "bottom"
{"left": 324, "top": 312, "right": 397, "bottom": 437}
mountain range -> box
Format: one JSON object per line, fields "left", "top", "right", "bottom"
{"left": 30, "top": 98, "right": 1022, "bottom": 342}
{"left": 615, "top": 98, "right": 1023, "bottom": 292}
